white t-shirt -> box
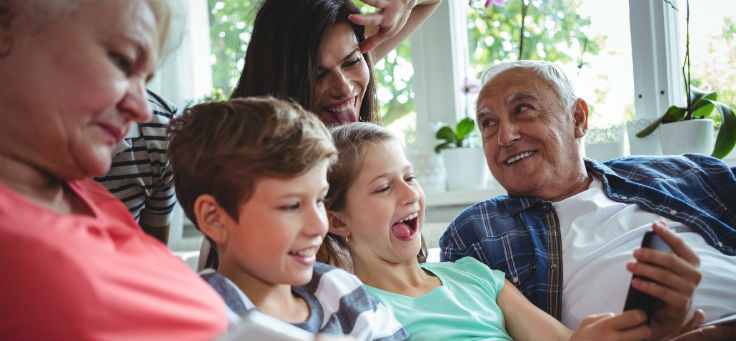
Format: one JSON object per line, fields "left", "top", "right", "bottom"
{"left": 552, "top": 177, "right": 736, "bottom": 328}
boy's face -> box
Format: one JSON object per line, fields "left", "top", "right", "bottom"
{"left": 336, "top": 139, "right": 425, "bottom": 266}
{"left": 218, "top": 159, "right": 331, "bottom": 289}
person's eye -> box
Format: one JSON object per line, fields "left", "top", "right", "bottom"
{"left": 481, "top": 118, "right": 496, "bottom": 128}
{"left": 316, "top": 71, "right": 328, "bottom": 81}
{"left": 405, "top": 174, "right": 417, "bottom": 183}
{"left": 109, "top": 51, "right": 133, "bottom": 75}
{"left": 279, "top": 202, "right": 300, "bottom": 211}
{"left": 316, "top": 197, "right": 326, "bottom": 207}
{"left": 374, "top": 185, "right": 390, "bottom": 194}
{"left": 515, "top": 104, "right": 532, "bottom": 114}
{"left": 347, "top": 57, "right": 361, "bottom": 66}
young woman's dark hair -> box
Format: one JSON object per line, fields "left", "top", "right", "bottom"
{"left": 231, "top": 0, "right": 379, "bottom": 123}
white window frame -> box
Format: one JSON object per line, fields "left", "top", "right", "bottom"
{"left": 408, "top": 0, "right": 683, "bottom": 156}
{"left": 166, "top": 0, "right": 725, "bottom": 250}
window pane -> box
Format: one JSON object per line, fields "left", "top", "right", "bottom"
{"left": 465, "top": 0, "right": 634, "bottom": 129}
{"left": 684, "top": 0, "right": 736, "bottom": 127}
{"left": 208, "top": 0, "right": 258, "bottom": 96}
{"left": 206, "top": 1, "right": 416, "bottom": 142}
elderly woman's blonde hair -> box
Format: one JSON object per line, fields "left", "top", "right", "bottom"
{"left": 16, "top": 0, "right": 172, "bottom": 52}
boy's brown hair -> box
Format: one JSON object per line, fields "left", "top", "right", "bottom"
{"left": 168, "top": 97, "right": 337, "bottom": 268}
{"left": 317, "top": 122, "right": 427, "bottom": 270}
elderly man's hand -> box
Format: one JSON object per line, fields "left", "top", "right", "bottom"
{"left": 670, "top": 321, "right": 736, "bottom": 341}
{"left": 626, "top": 220, "right": 702, "bottom": 340}
{"left": 349, "top": 0, "right": 417, "bottom": 54}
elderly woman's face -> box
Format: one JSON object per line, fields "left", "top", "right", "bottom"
{"left": 0, "top": 0, "right": 159, "bottom": 179}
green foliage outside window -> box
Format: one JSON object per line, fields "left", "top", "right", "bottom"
{"left": 208, "top": 0, "right": 258, "bottom": 94}
{"left": 205, "top": 0, "right": 413, "bottom": 126}
{"left": 205, "top": 0, "right": 603, "bottom": 127}
{"left": 467, "top": 0, "right": 601, "bottom": 78}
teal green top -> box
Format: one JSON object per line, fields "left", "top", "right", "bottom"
{"left": 364, "top": 257, "right": 511, "bottom": 341}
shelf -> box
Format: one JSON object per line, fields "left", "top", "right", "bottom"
{"left": 425, "top": 187, "right": 505, "bottom": 208}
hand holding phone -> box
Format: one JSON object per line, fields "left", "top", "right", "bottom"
{"left": 623, "top": 230, "right": 672, "bottom": 323}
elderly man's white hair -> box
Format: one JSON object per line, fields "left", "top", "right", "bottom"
{"left": 480, "top": 60, "right": 578, "bottom": 111}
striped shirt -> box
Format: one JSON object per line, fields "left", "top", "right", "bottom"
{"left": 95, "top": 90, "right": 176, "bottom": 228}
{"left": 200, "top": 263, "right": 409, "bottom": 340}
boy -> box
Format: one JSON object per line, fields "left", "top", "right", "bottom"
{"left": 167, "top": 97, "right": 407, "bottom": 340}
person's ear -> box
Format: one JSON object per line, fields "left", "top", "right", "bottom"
{"left": 194, "top": 194, "right": 229, "bottom": 244}
{"left": 0, "top": 0, "right": 14, "bottom": 57}
{"left": 573, "top": 98, "right": 589, "bottom": 138}
{"left": 327, "top": 211, "right": 351, "bottom": 238}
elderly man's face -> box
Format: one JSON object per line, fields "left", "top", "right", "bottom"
{"left": 476, "top": 68, "right": 589, "bottom": 201}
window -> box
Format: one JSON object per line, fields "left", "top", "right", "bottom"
{"left": 208, "top": 0, "right": 258, "bottom": 96}
{"left": 464, "top": 0, "right": 634, "bottom": 129}
{"left": 682, "top": 0, "right": 736, "bottom": 129}
{"left": 160, "top": 0, "right": 735, "bottom": 250}
{"left": 205, "top": 1, "right": 418, "bottom": 142}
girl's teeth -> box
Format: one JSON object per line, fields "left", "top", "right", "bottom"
{"left": 401, "top": 212, "right": 419, "bottom": 222}
{"left": 293, "top": 248, "right": 317, "bottom": 257}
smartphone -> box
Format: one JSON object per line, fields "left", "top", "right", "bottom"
{"left": 216, "top": 310, "right": 314, "bottom": 341}
{"left": 699, "top": 312, "right": 736, "bottom": 327}
{"left": 622, "top": 231, "right": 671, "bottom": 323}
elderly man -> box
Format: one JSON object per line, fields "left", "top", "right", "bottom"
{"left": 439, "top": 60, "right": 736, "bottom": 339}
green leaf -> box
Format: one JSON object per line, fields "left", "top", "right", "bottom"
{"left": 436, "top": 126, "right": 457, "bottom": 144}
{"left": 661, "top": 105, "right": 687, "bottom": 123}
{"left": 689, "top": 86, "right": 716, "bottom": 104}
{"left": 709, "top": 101, "right": 736, "bottom": 159}
{"left": 690, "top": 99, "right": 716, "bottom": 119}
{"left": 636, "top": 117, "right": 664, "bottom": 138}
{"left": 636, "top": 106, "right": 686, "bottom": 138}
{"left": 455, "top": 117, "right": 476, "bottom": 141}
{"left": 434, "top": 142, "right": 454, "bottom": 154}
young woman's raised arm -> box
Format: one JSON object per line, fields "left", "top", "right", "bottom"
{"left": 349, "top": 0, "right": 441, "bottom": 60}
{"left": 496, "top": 279, "right": 651, "bottom": 340}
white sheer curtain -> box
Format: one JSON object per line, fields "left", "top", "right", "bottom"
{"left": 147, "top": 0, "right": 213, "bottom": 253}
{"left": 148, "top": 0, "right": 213, "bottom": 110}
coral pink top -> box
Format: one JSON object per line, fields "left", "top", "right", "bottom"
{"left": 0, "top": 179, "right": 227, "bottom": 340}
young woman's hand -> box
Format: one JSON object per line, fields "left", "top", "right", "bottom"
{"left": 569, "top": 311, "right": 651, "bottom": 340}
{"left": 626, "top": 221, "right": 702, "bottom": 340}
{"left": 349, "top": 0, "right": 417, "bottom": 54}
{"left": 349, "top": 0, "right": 440, "bottom": 60}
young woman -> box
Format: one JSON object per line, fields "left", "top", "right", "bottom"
{"left": 318, "top": 122, "right": 656, "bottom": 340}
{"left": 230, "top": 0, "right": 440, "bottom": 125}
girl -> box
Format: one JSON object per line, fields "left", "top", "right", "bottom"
{"left": 318, "top": 122, "right": 652, "bottom": 340}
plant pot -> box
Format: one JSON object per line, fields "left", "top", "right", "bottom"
{"left": 659, "top": 119, "right": 714, "bottom": 156}
{"left": 440, "top": 147, "right": 488, "bottom": 191}
{"left": 584, "top": 124, "right": 626, "bottom": 162}
{"left": 627, "top": 119, "right": 662, "bottom": 155}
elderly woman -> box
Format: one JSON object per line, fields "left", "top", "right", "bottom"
{"left": 0, "top": 0, "right": 227, "bottom": 339}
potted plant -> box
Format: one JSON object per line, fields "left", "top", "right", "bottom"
{"left": 435, "top": 117, "right": 488, "bottom": 191}
{"left": 636, "top": 0, "right": 736, "bottom": 159}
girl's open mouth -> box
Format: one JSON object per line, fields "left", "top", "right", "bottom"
{"left": 391, "top": 212, "right": 419, "bottom": 241}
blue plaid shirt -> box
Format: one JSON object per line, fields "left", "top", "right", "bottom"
{"left": 439, "top": 154, "right": 736, "bottom": 319}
